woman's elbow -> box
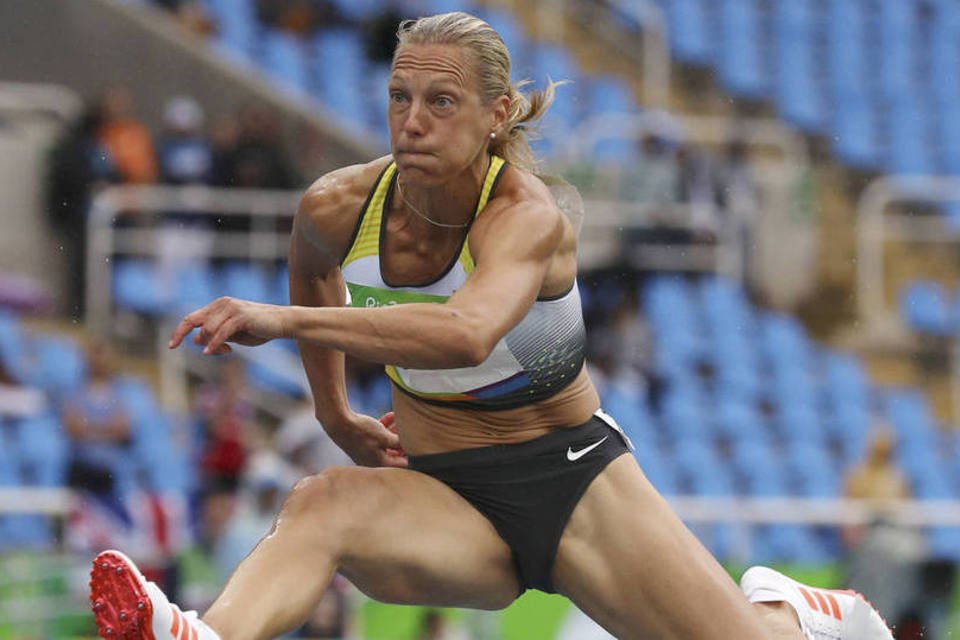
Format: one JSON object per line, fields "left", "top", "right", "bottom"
{"left": 442, "top": 325, "right": 494, "bottom": 368}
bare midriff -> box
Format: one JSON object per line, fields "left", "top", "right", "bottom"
{"left": 392, "top": 366, "right": 601, "bottom": 455}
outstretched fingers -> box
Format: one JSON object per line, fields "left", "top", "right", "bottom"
{"left": 169, "top": 309, "right": 207, "bottom": 349}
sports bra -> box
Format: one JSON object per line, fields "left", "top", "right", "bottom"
{"left": 340, "top": 156, "right": 585, "bottom": 410}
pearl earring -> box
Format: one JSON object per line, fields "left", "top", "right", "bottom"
{"left": 490, "top": 132, "right": 496, "bottom": 140}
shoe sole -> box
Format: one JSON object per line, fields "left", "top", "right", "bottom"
{"left": 89, "top": 549, "right": 156, "bottom": 640}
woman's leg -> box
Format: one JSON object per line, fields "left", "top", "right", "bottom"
{"left": 201, "top": 465, "right": 519, "bottom": 640}
{"left": 551, "top": 455, "right": 802, "bottom": 640}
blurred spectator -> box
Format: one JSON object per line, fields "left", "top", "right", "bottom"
{"left": 176, "top": 480, "right": 237, "bottom": 612}
{"left": 676, "top": 143, "right": 721, "bottom": 238}
{"left": 96, "top": 87, "right": 159, "bottom": 185}
{"left": 255, "top": 0, "right": 348, "bottom": 37}
{"left": 617, "top": 132, "right": 678, "bottom": 205}
{"left": 416, "top": 609, "right": 469, "bottom": 640}
{"left": 193, "top": 358, "right": 255, "bottom": 491}
{"left": 361, "top": 3, "right": 404, "bottom": 64}
{"left": 714, "top": 139, "right": 759, "bottom": 218}
{"left": 149, "top": 0, "right": 216, "bottom": 36}
{"left": 842, "top": 427, "right": 923, "bottom": 634}
{"left": 214, "top": 458, "right": 290, "bottom": 578}
{"left": 157, "top": 96, "right": 213, "bottom": 186}
{"left": 294, "top": 575, "right": 352, "bottom": 639}
{"left": 62, "top": 338, "right": 133, "bottom": 500}
{"left": 276, "top": 394, "right": 352, "bottom": 476}
{"left": 586, "top": 290, "right": 662, "bottom": 409}
{"left": 211, "top": 105, "right": 299, "bottom": 189}
{"left": 46, "top": 104, "right": 118, "bottom": 317}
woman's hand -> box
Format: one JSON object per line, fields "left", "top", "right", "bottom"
{"left": 327, "top": 411, "right": 408, "bottom": 468}
{"left": 168, "top": 297, "right": 288, "bottom": 355}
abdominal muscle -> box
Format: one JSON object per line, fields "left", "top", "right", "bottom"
{"left": 391, "top": 367, "right": 602, "bottom": 455}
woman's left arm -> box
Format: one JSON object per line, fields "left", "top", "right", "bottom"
{"left": 169, "top": 200, "right": 563, "bottom": 369}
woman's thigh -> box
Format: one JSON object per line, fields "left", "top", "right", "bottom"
{"left": 551, "top": 455, "right": 772, "bottom": 640}
{"left": 325, "top": 466, "right": 520, "bottom": 610}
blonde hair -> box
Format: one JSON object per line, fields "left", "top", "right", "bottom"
{"left": 395, "top": 11, "right": 562, "bottom": 173}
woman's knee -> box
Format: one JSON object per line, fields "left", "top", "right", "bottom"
{"left": 280, "top": 466, "right": 384, "bottom": 532}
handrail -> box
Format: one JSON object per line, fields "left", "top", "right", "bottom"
{"left": 854, "top": 175, "right": 960, "bottom": 422}
{"left": 85, "top": 184, "right": 302, "bottom": 330}
{"left": 561, "top": 112, "right": 809, "bottom": 169}
{"left": 856, "top": 175, "right": 960, "bottom": 326}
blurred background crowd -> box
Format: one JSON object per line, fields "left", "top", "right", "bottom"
{"left": 2, "top": 0, "right": 960, "bottom": 638}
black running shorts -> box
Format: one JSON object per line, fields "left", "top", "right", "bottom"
{"left": 408, "top": 410, "right": 632, "bottom": 594}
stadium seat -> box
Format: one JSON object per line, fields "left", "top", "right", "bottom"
{"left": 788, "top": 442, "right": 840, "bottom": 498}
{"left": 113, "top": 260, "right": 166, "bottom": 316}
{"left": 30, "top": 335, "right": 86, "bottom": 400}
{"left": 664, "top": 0, "right": 711, "bottom": 65}
{"left": 832, "top": 94, "right": 881, "bottom": 169}
{"left": 825, "top": 0, "right": 868, "bottom": 100}
{"left": 219, "top": 262, "right": 272, "bottom": 303}
{"left": 205, "top": 0, "right": 258, "bottom": 60}
{"left": 885, "top": 98, "right": 934, "bottom": 176}
{"left": 311, "top": 29, "right": 367, "bottom": 125}
{"left": 899, "top": 281, "right": 952, "bottom": 336}
{"left": 173, "top": 262, "right": 219, "bottom": 315}
{"left": 718, "top": 0, "right": 766, "bottom": 99}
{"left": 261, "top": 29, "right": 309, "bottom": 94}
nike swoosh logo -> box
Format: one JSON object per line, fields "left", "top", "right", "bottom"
{"left": 567, "top": 436, "right": 608, "bottom": 462}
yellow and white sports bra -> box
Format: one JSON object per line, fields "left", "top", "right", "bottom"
{"left": 340, "top": 156, "right": 585, "bottom": 410}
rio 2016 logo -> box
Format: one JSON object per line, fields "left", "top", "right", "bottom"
{"left": 364, "top": 297, "right": 398, "bottom": 307}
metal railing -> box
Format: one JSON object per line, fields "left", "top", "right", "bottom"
{"left": 854, "top": 176, "right": 960, "bottom": 421}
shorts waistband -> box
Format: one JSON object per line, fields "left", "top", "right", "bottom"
{"left": 408, "top": 414, "right": 607, "bottom": 473}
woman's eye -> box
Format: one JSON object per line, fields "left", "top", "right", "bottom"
{"left": 435, "top": 96, "right": 452, "bottom": 108}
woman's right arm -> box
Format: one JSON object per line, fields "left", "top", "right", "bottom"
{"left": 288, "top": 161, "right": 406, "bottom": 468}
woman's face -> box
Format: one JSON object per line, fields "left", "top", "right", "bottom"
{"left": 387, "top": 44, "right": 502, "bottom": 186}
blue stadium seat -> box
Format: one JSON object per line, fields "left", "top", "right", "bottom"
{"left": 13, "top": 413, "right": 68, "bottom": 488}
{"left": 927, "top": 6, "right": 960, "bottom": 107}
{"left": 832, "top": 94, "right": 881, "bottom": 169}
{"left": 634, "top": 442, "right": 678, "bottom": 495}
{"left": 714, "top": 400, "right": 768, "bottom": 445}
{"left": 205, "top": 0, "right": 258, "bottom": 60}
{"left": 601, "top": 385, "right": 655, "bottom": 447}
{"left": 885, "top": 98, "right": 934, "bottom": 176}
{"left": 219, "top": 262, "right": 272, "bottom": 303}
{"left": 312, "top": 29, "right": 367, "bottom": 126}
{"left": 30, "top": 335, "right": 86, "bottom": 399}
{"left": 899, "top": 280, "right": 952, "bottom": 336}
{"left": 718, "top": 0, "right": 766, "bottom": 99}
{"left": 928, "top": 527, "right": 960, "bottom": 561}
{"left": 773, "top": 1, "right": 823, "bottom": 132}
{"left": 664, "top": 0, "right": 711, "bottom": 65}
{"left": 173, "top": 262, "right": 218, "bottom": 315}
{"left": 825, "top": 0, "right": 868, "bottom": 100}
{"left": 261, "top": 29, "right": 309, "bottom": 94}
{"left": 788, "top": 442, "right": 840, "bottom": 498}
{"left": 274, "top": 262, "right": 290, "bottom": 305}
{"left": 671, "top": 439, "right": 735, "bottom": 496}
{"left": 113, "top": 260, "right": 166, "bottom": 316}
{"left": 731, "top": 439, "right": 788, "bottom": 496}
{"left": 877, "top": 0, "right": 918, "bottom": 101}
{"left": 936, "top": 102, "right": 960, "bottom": 176}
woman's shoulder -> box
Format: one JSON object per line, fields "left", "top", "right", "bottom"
{"left": 298, "top": 156, "right": 393, "bottom": 222}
